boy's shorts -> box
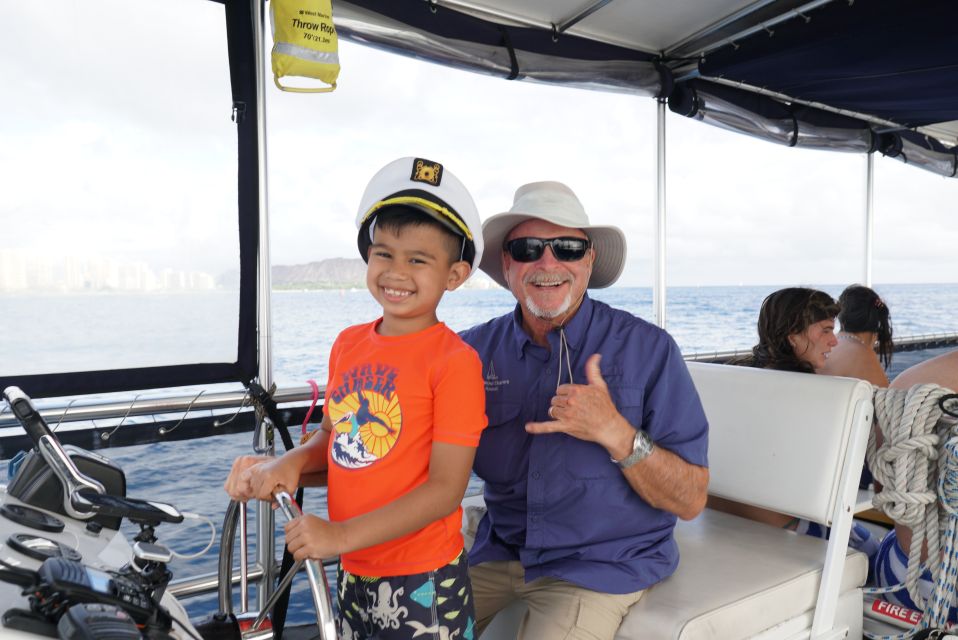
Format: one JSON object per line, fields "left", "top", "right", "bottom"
{"left": 874, "top": 529, "right": 957, "bottom": 622}
{"left": 336, "top": 551, "right": 476, "bottom": 639}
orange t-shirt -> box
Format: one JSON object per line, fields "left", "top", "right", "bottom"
{"left": 323, "top": 319, "right": 486, "bottom": 576}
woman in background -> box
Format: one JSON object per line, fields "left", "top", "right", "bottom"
{"left": 714, "top": 286, "right": 880, "bottom": 577}
{"left": 734, "top": 287, "right": 840, "bottom": 372}
{"left": 820, "top": 284, "right": 893, "bottom": 386}
{"left": 821, "top": 285, "right": 893, "bottom": 490}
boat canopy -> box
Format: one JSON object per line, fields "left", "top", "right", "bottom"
{"left": 333, "top": 0, "right": 958, "bottom": 177}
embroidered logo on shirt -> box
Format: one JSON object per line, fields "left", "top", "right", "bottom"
{"left": 327, "top": 364, "right": 402, "bottom": 469}
{"left": 484, "top": 361, "right": 509, "bottom": 391}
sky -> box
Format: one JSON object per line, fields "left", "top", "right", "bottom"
{"left": 2, "top": 0, "right": 957, "bottom": 288}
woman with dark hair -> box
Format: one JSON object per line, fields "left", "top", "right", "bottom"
{"left": 820, "top": 285, "right": 893, "bottom": 386}
{"left": 714, "top": 286, "right": 880, "bottom": 577}
{"left": 741, "top": 287, "right": 841, "bottom": 373}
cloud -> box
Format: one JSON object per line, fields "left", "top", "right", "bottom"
{"left": 2, "top": 3, "right": 956, "bottom": 287}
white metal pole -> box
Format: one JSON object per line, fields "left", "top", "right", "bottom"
{"left": 251, "top": 0, "right": 275, "bottom": 612}
{"left": 654, "top": 98, "right": 667, "bottom": 328}
{"left": 253, "top": 8, "right": 272, "bottom": 390}
{"left": 864, "top": 152, "right": 874, "bottom": 287}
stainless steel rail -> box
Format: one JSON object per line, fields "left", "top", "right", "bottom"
{"left": 4, "top": 332, "right": 957, "bottom": 428}
{"left": 893, "top": 332, "right": 958, "bottom": 350}
{"left": 683, "top": 332, "right": 958, "bottom": 363}
{"left": 0, "top": 385, "right": 320, "bottom": 429}
{"left": 169, "top": 564, "right": 267, "bottom": 599}
{"left": 271, "top": 490, "right": 337, "bottom": 639}
{"left": 168, "top": 554, "right": 339, "bottom": 600}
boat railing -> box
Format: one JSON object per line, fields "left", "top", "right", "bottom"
{"left": 887, "top": 331, "right": 958, "bottom": 351}
{"left": 0, "top": 385, "right": 339, "bottom": 609}
{"left": 3, "top": 331, "right": 957, "bottom": 433}
{"left": 683, "top": 330, "right": 958, "bottom": 363}
{"left": 0, "top": 385, "right": 319, "bottom": 430}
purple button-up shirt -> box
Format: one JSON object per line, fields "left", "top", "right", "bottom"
{"left": 460, "top": 295, "right": 709, "bottom": 594}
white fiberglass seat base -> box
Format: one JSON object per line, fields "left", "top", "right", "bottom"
{"left": 618, "top": 510, "right": 866, "bottom": 640}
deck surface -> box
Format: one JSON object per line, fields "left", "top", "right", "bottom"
{"left": 282, "top": 624, "right": 323, "bottom": 640}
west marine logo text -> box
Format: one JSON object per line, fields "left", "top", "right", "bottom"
{"left": 484, "top": 361, "right": 509, "bottom": 391}
{"left": 327, "top": 363, "right": 402, "bottom": 469}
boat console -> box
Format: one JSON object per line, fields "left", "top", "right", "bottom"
{"left": 0, "top": 386, "right": 197, "bottom": 639}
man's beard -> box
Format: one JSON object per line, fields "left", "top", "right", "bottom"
{"left": 524, "top": 290, "right": 574, "bottom": 319}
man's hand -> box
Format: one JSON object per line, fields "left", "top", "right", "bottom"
{"left": 525, "top": 353, "right": 634, "bottom": 458}
{"left": 223, "top": 455, "right": 271, "bottom": 501}
{"left": 223, "top": 454, "right": 303, "bottom": 502}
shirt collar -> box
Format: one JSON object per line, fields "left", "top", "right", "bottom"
{"left": 560, "top": 294, "right": 594, "bottom": 352}
{"left": 506, "top": 294, "right": 595, "bottom": 359}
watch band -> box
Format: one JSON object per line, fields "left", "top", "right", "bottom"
{"left": 612, "top": 430, "right": 654, "bottom": 469}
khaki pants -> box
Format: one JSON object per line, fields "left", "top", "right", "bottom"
{"left": 469, "top": 560, "right": 644, "bottom": 640}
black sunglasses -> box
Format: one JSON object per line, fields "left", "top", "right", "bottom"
{"left": 503, "top": 236, "right": 592, "bottom": 263}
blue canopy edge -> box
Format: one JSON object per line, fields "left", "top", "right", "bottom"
{"left": 697, "top": 0, "right": 958, "bottom": 131}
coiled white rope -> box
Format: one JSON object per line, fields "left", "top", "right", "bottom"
{"left": 864, "top": 384, "right": 958, "bottom": 639}
{"left": 928, "top": 436, "right": 958, "bottom": 628}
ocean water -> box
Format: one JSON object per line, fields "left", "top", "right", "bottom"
{"left": 2, "top": 283, "right": 958, "bottom": 626}
{"left": 271, "top": 282, "right": 958, "bottom": 386}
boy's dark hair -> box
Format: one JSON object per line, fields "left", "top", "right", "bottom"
{"left": 372, "top": 206, "right": 473, "bottom": 266}
{"left": 743, "top": 287, "right": 840, "bottom": 373}
{"left": 838, "top": 284, "right": 893, "bottom": 370}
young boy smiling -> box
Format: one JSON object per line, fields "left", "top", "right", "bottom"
{"left": 224, "top": 157, "right": 487, "bottom": 639}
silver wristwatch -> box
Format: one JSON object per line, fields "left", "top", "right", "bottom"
{"left": 612, "top": 429, "right": 654, "bottom": 469}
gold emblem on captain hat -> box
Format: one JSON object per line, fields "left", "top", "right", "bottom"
{"left": 410, "top": 158, "right": 443, "bottom": 186}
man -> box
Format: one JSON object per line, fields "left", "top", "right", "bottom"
{"left": 460, "top": 181, "right": 710, "bottom": 640}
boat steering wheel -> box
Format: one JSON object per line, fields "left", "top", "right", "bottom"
{"left": 216, "top": 491, "right": 337, "bottom": 640}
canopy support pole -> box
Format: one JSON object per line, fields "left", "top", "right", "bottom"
{"left": 864, "top": 153, "right": 874, "bottom": 287}
{"left": 654, "top": 98, "right": 667, "bottom": 328}
{"left": 251, "top": 0, "right": 276, "bottom": 612}
{"left": 557, "top": 0, "right": 616, "bottom": 32}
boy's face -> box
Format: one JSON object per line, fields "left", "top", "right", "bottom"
{"left": 366, "top": 222, "right": 470, "bottom": 335}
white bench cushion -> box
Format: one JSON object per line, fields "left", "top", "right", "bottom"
{"left": 617, "top": 509, "right": 867, "bottom": 640}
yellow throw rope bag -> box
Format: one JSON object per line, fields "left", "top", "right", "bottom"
{"left": 270, "top": 0, "right": 340, "bottom": 93}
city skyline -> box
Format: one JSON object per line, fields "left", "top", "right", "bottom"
{"left": 0, "top": 249, "right": 217, "bottom": 293}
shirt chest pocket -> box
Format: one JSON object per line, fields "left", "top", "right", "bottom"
{"left": 600, "top": 385, "right": 642, "bottom": 426}
{"left": 563, "top": 386, "right": 645, "bottom": 481}
{"left": 474, "top": 402, "right": 528, "bottom": 486}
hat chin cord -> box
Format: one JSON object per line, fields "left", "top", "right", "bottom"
{"left": 520, "top": 285, "right": 586, "bottom": 394}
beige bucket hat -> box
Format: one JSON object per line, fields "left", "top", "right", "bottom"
{"left": 479, "top": 181, "right": 627, "bottom": 290}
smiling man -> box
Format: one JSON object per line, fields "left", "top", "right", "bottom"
{"left": 459, "top": 182, "right": 710, "bottom": 640}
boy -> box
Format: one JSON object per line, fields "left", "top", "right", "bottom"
{"left": 224, "top": 157, "right": 487, "bottom": 639}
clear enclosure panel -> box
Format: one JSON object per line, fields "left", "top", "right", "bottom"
{"left": 0, "top": 0, "right": 239, "bottom": 377}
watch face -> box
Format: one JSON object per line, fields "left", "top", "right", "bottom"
{"left": 616, "top": 430, "right": 653, "bottom": 468}
{"left": 636, "top": 430, "right": 653, "bottom": 455}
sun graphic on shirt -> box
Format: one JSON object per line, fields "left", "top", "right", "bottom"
{"left": 329, "top": 389, "right": 402, "bottom": 462}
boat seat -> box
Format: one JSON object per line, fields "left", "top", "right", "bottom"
{"left": 616, "top": 510, "right": 866, "bottom": 639}
{"left": 473, "top": 362, "right": 875, "bottom": 640}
